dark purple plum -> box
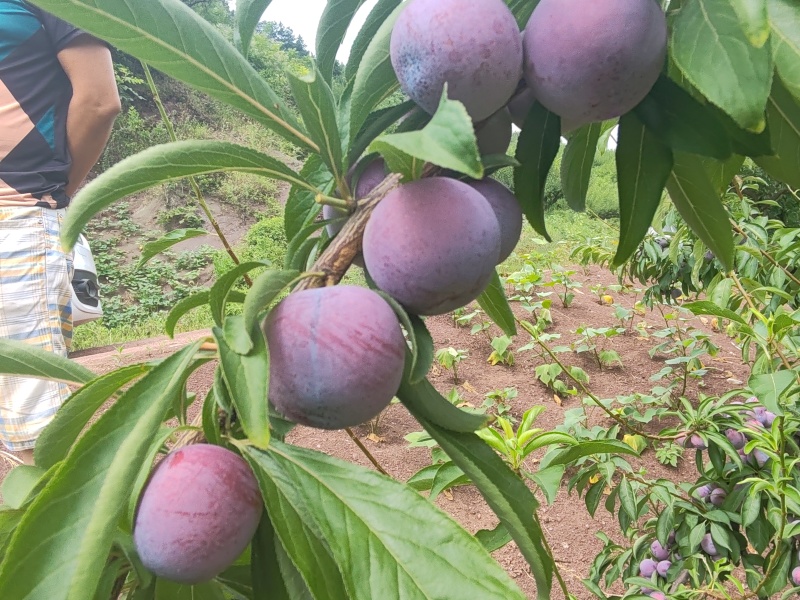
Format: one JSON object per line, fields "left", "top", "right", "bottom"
{"left": 700, "top": 533, "right": 717, "bottom": 556}
{"left": 709, "top": 488, "right": 727, "bottom": 507}
{"left": 134, "top": 445, "right": 262, "bottom": 584}
{"left": 687, "top": 434, "right": 707, "bottom": 450}
{"left": 363, "top": 177, "right": 501, "bottom": 315}
{"left": 754, "top": 406, "right": 776, "bottom": 427}
{"left": 725, "top": 428, "right": 746, "bottom": 449}
{"left": 750, "top": 448, "right": 769, "bottom": 468}
{"left": 792, "top": 566, "right": 800, "bottom": 586}
{"left": 476, "top": 109, "right": 512, "bottom": 156}
{"left": 264, "top": 286, "right": 406, "bottom": 429}
{"left": 522, "top": 0, "right": 666, "bottom": 124}
{"left": 695, "top": 484, "right": 712, "bottom": 500}
{"left": 650, "top": 540, "right": 669, "bottom": 561}
{"left": 656, "top": 560, "right": 671, "bottom": 578}
{"left": 639, "top": 558, "right": 658, "bottom": 578}
{"left": 390, "top": 0, "right": 522, "bottom": 121}
{"left": 466, "top": 178, "right": 523, "bottom": 263}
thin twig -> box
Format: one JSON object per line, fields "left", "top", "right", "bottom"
{"left": 345, "top": 427, "right": 389, "bottom": 476}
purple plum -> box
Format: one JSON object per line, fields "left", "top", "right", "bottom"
{"left": 725, "top": 428, "right": 746, "bottom": 449}
{"left": 639, "top": 558, "right": 658, "bottom": 578}
{"left": 709, "top": 488, "right": 727, "bottom": 507}
{"left": 650, "top": 540, "right": 670, "bottom": 561}
{"left": 656, "top": 560, "right": 671, "bottom": 578}
{"left": 363, "top": 177, "right": 501, "bottom": 315}
{"left": 134, "top": 445, "right": 262, "bottom": 584}
{"left": 522, "top": 0, "right": 667, "bottom": 124}
{"left": 390, "top": 0, "right": 522, "bottom": 121}
{"left": 700, "top": 533, "right": 717, "bottom": 556}
{"left": 466, "top": 178, "right": 523, "bottom": 262}
{"left": 476, "top": 109, "right": 513, "bottom": 156}
{"left": 793, "top": 566, "right": 800, "bottom": 586}
{"left": 264, "top": 286, "right": 406, "bottom": 429}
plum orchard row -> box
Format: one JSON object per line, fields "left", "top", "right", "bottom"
{"left": 4, "top": 0, "right": 800, "bottom": 597}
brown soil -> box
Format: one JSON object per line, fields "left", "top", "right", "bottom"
{"left": 0, "top": 266, "right": 750, "bottom": 599}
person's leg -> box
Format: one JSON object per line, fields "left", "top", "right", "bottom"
{"left": 0, "top": 207, "right": 73, "bottom": 461}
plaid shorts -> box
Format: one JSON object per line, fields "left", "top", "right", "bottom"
{"left": 0, "top": 207, "right": 73, "bottom": 451}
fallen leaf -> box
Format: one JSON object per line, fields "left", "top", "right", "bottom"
{"left": 366, "top": 433, "right": 384, "bottom": 444}
{"left": 462, "top": 381, "right": 477, "bottom": 394}
{"left": 442, "top": 489, "right": 454, "bottom": 501}
{"left": 589, "top": 473, "right": 601, "bottom": 484}
{"left": 553, "top": 394, "right": 562, "bottom": 406}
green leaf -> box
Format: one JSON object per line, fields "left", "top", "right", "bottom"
{"left": 274, "top": 541, "right": 316, "bottom": 600}
{"left": 670, "top": 0, "right": 772, "bottom": 131}
{"left": 251, "top": 516, "right": 291, "bottom": 600}
{"left": 35, "top": 364, "right": 150, "bottom": 469}
{"left": 285, "top": 156, "right": 334, "bottom": 242}
{"left": 504, "top": 0, "right": 538, "bottom": 27}
{"left": 730, "top": 0, "right": 769, "bottom": 47}
{"left": 0, "top": 341, "right": 206, "bottom": 600}
{"left": 367, "top": 142, "right": 424, "bottom": 181}
{"left": 530, "top": 465, "right": 565, "bottom": 505}
{"left": 514, "top": 102, "right": 560, "bottom": 241}
{"left": 666, "top": 152, "right": 735, "bottom": 271}
{"left": 136, "top": 228, "right": 208, "bottom": 268}
{"left": 613, "top": 111, "right": 674, "bottom": 267}
{"left": 210, "top": 261, "right": 271, "bottom": 326}
{"left": 398, "top": 373, "right": 489, "bottom": 433}
{"left": 748, "top": 371, "right": 795, "bottom": 415}
{"left": 246, "top": 442, "right": 527, "bottom": 599}
{"left": 289, "top": 69, "right": 344, "bottom": 179}
{"left": 0, "top": 466, "right": 46, "bottom": 510}
{"left": 682, "top": 300, "right": 748, "bottom": 325}
{"left": 154, "top": 579, "right": 225, "bottom": 600}
{"left": 477, "top": 270, "right": 517, "bottom": 337}
{"left": 234, "top": 0, "right": 273, "bottom": 55}
{"left": 370, "top": 90, "right": 483, "bottom": 179}
{"left": 349, "top": 1, "right": 403, "bottom": 137}
{"left": 0, "top": 511, "right": 23, "bottom": 563}
{"left": 214, "top": 317, "right": 271, "bottom": 449}
{"left": 348, "top": 100, "right": 416, "bottom": 166}
{"left": 429, "top": 462, "right": 470, "bottom": 501}
{"left": 409, "top": 315, "right": 434, "bottom": 384}
{"left": 543, "top": 440, "right": 639, "bottom": 468}
{"left": 755, "top": 77, "right": 800, "bottom": 188}
{"left": 475, "top": 523, "right": 513, "bottom": 553}
{"left": 0, "top": 338, "right": 94, "bottom": 385}
{"left": 768, "top": 0, "right": 800, "bottom": 99}
{"left": 618, "top": 478, "right": 638, "bottom": 521}
{"left": 345, "top": 0, "right": 402, "bottom": 82}
{"left": 29, "top": 0, "right": 314, "bottom": 150}
{"left": 561, "top": 122, "right": 601, "bottom": 211}
{"left": 634, "top": 75, "right": 732, "bottom": 160}
{"left": 316, "top": 0, "right": 367, "bottom": 83}
{"left": 242, "top": 270, "right": 301, "bottom": 336}
{"left": 400, "top": 406, "right": 555, "bottom": 599}
{"left": 62, "top": 141, "right": 312, "bottom": 250}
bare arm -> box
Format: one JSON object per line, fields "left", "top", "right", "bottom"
{"left": 57, "top": 37, "right": 121, "bottom": 198}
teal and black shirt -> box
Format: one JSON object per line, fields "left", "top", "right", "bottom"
{"left": 0, "top": 0, "right": 85, "bottom": 208}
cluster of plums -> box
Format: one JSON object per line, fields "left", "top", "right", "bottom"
{"left": 638, "top": 535, "right": 678, "bottom": 599}
{"left": 132, "top": 0, "right": 672, "bottom": 586}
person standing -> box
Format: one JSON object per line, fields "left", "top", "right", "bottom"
{"left": 0, "top": 0, "right": 121, "bottom": 464}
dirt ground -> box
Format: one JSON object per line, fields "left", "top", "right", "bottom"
{"left": 0, "top": 265, "right": 751, "bottom": 599}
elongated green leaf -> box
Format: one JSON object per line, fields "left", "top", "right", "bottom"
{"left": 349, "top": 2, "right": 403, "bottom": 138}
{"left": 210, "top": 261, "right": 270, "bottom": 326}
{"left": 755, "top": 77, "right": 800, "bottom": 188}
{"left": 246, "top": 442, "right": 527, "bottom": 599}
{"left": 345, "top": 0, "right": 402, "bottom": 81}
{"left": 475, "top": 523, "right": 512, "bottom": 553}
{"left": 1, "top": 466, "right": 46, "bottom": 510}
{"left": 348, "top": 100, "right": 416, "bottom": 166}
{"left": 235, "top": 0, "right": 273, "bottom": 55}
{"left": 137, "top": 228, "right": 208, "bottom": 268}
{"left": 561, "top": 122, "right": 602, "bottom": 211}
{"left": 682, "top": 300, "right": 748, "bottom": 325}
{"left": 477, "top": 270, "right": 517, "bottom": 337}
{"left": 164, "top": 290, "right": 245, "bottom": 339}
{"left": 398, "top": 373, "right": 489, "bottom": 434}
{"left": 666, "top": 152, "right": 735, "bottom": 271}
{"left": 0, "top": 511, "right": 23, "bottom": 564}
{"left": 514, "top": 102, "right": 560, "bottom": 241}
{"left": 730, "top": 0, "right": 769, "bottom": 47}
{"left": 409, "top": 315, "right": 434, "bottom": 384}
{"left": 62, "top": 141, "right": 312, "bottom": 250}
{"left": 543, "top": 440, "right": 639, "bottom": 468}
{"left": 670, "top": 0, "right": 772, "bottom": 130}
{"left": 504, "top": 0, "right": 538, "bottom": 27}
{"left": 154, "top": 579, "right": 225, "bottom": 600}
{"left": 429, "top": 462, "right": 470, "bottom": 501}
{"left": 370, "top": 91, "right": 483, "bottom": 179}
{"left": 243, "top": 270, "right": 301, "bottom": 336}
{"left": 530, "top": 465, "right": 565, "bottom": 505}
{"left": 634, "top": 75, "right": 732, "bottom": 160}
{"left": 0, "top": 339, "right": 94, "bottom": 385}
{"left": 317, "top": 0, "right": 366, "bottom": 83}
{"left": 251, "top": 517, "right": 291, "bottom": 600}
{"left": 768, "top": 0, "right": 800, "bottom": 99}
{"left": 214, "top": 317, "right": 270, "bottom": 449}
{"left": 35, "top": 364, "right": 150, "bottom": 469}
{"left": 0, "top": 342, "right": 206, "bottom": 600}
{"left": 289, "top": 69, "right": 344, "bottom": 179}
{"left": 29, "top": 0, "right": 314, "bottom": 150}
{"left": 613, "top": 112, "right": 674, "bottom": 267}
{"left": 748, "top": 371, "right": 795, "bottom": 415}
{"left": 285, "top": 156, "right": 334, "bottom": 242}
{"left": 399, "top": 404, "right": 554, "bottom": 599}
{"left": 248, "top": 460, "right": 348, "bottom": 600}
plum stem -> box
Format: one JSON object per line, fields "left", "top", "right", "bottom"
{"left": 316, "top": 194, "right": 351, "bottom": 210}
{"left": 345, "top": 427, "right": 389, "bottom": 477}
